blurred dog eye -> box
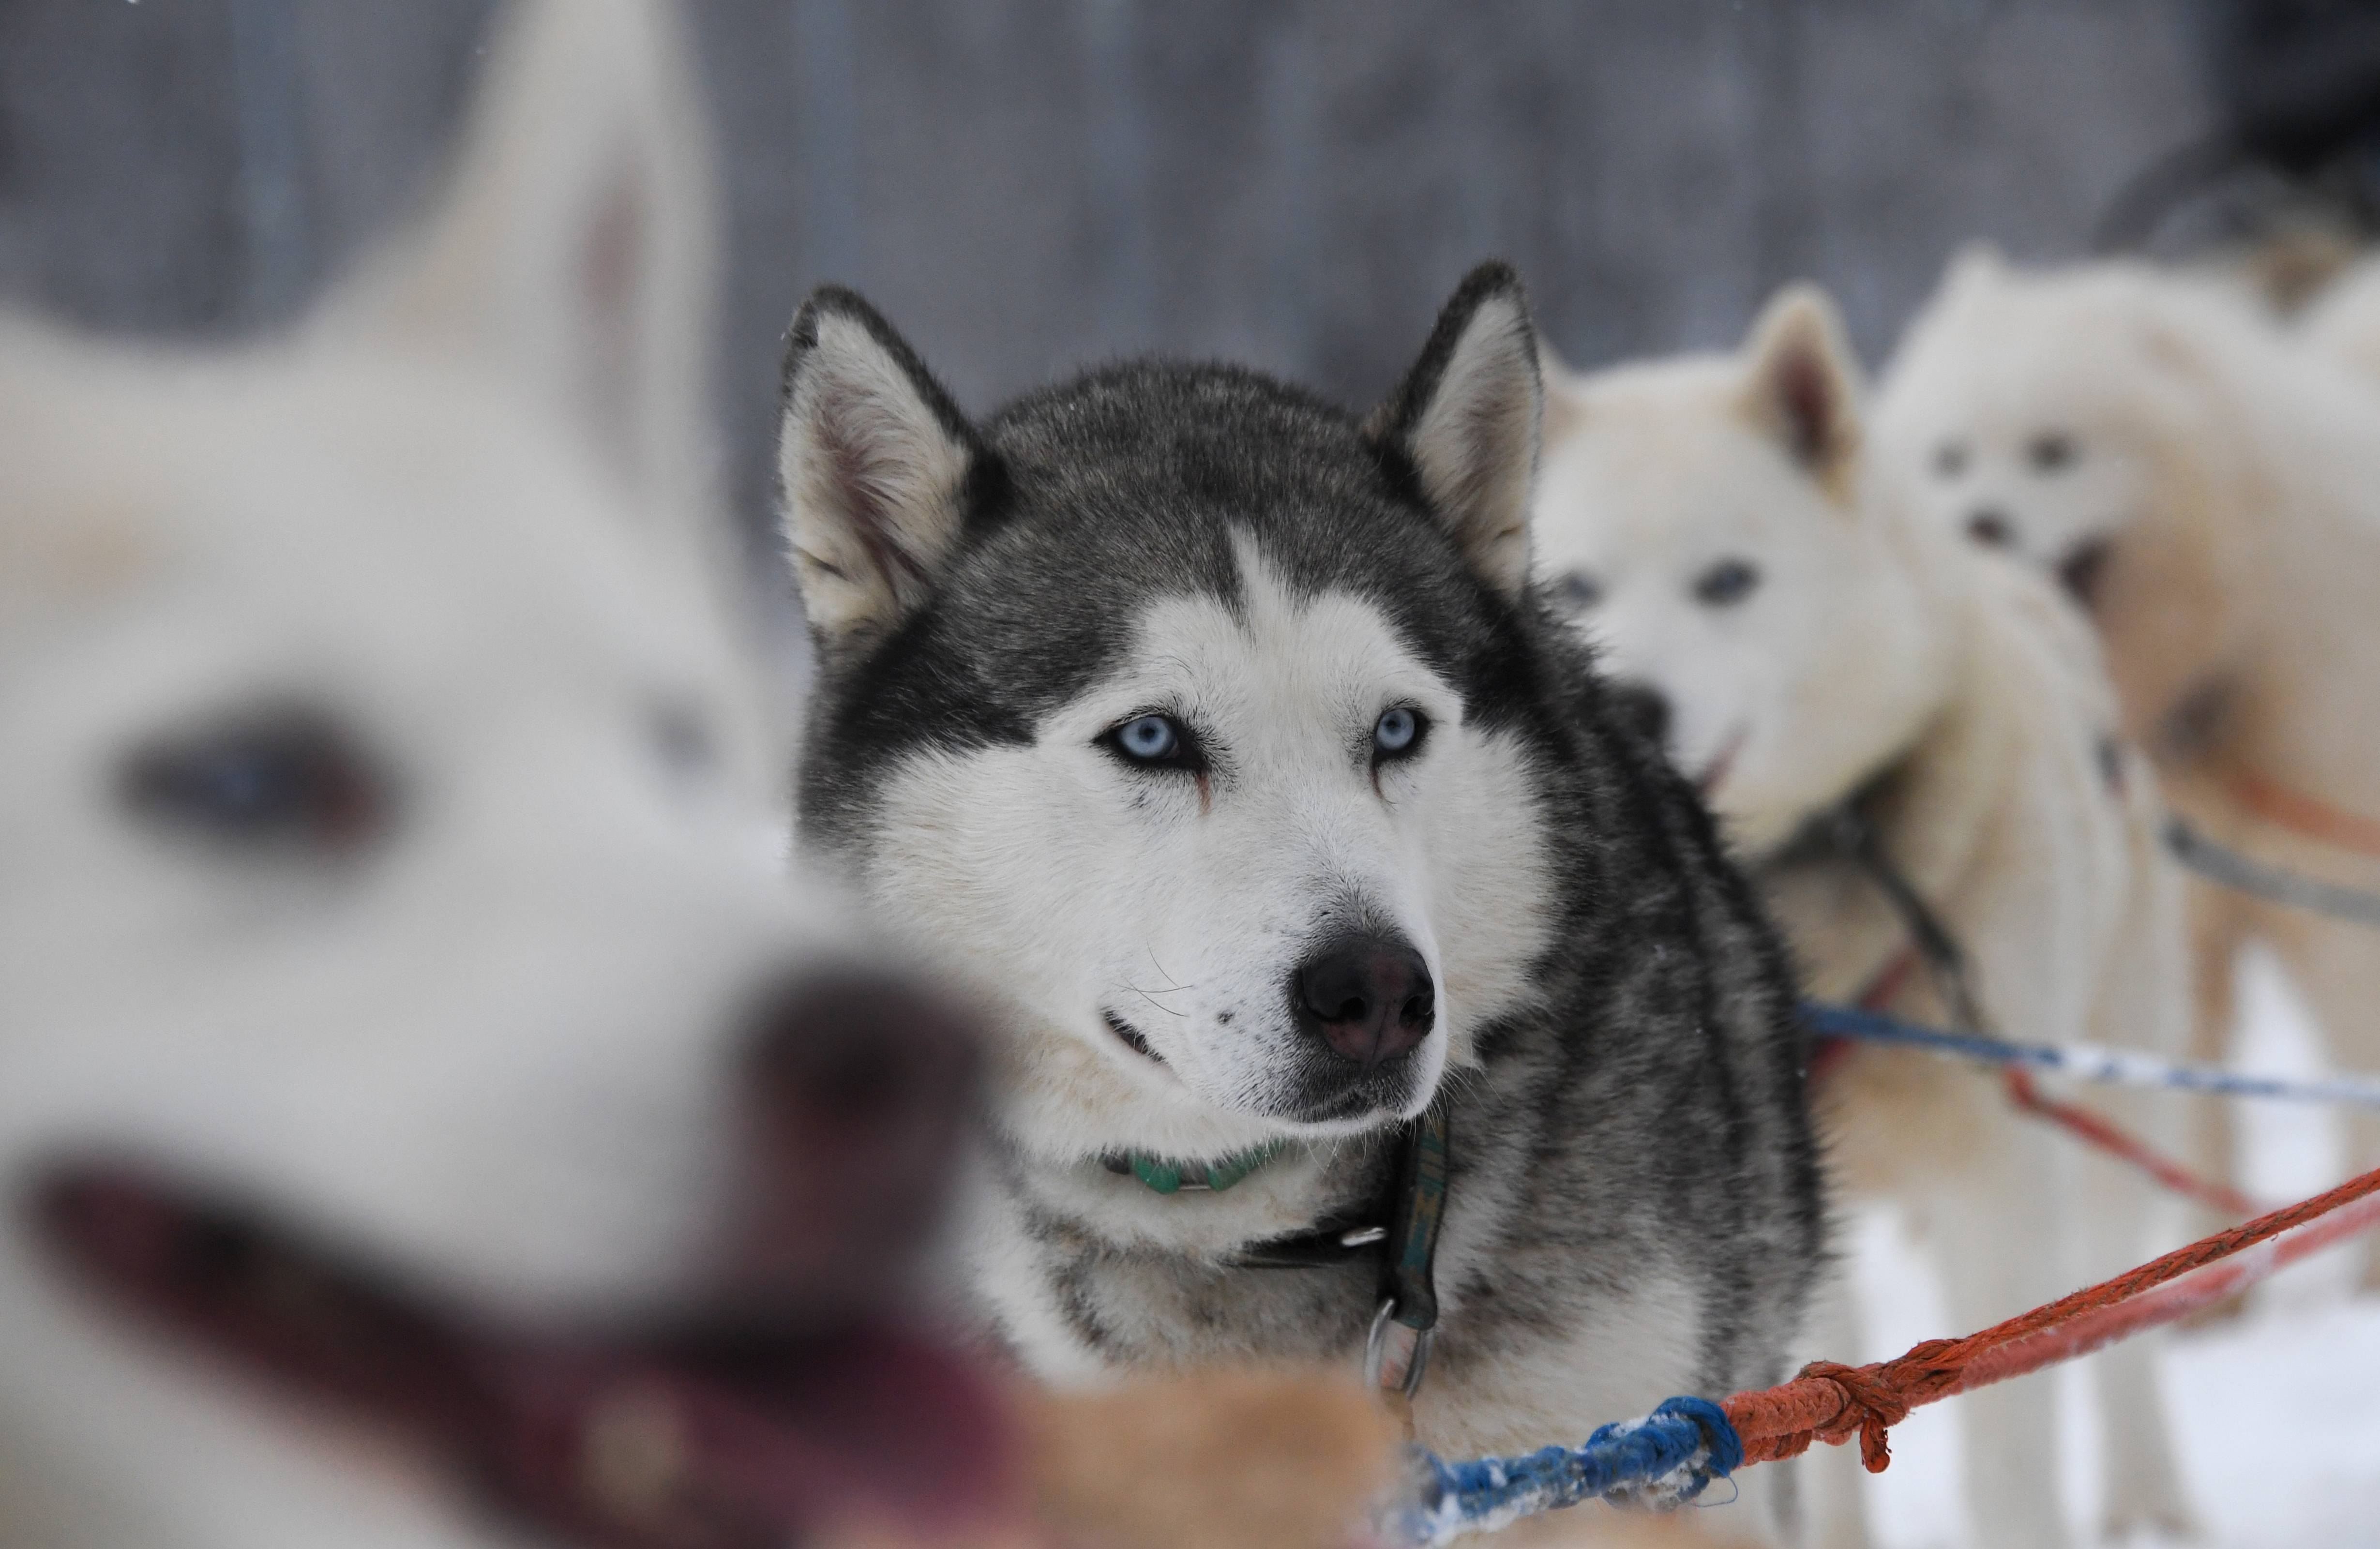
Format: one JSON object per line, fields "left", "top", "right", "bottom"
{"left": 1553, "top": 570, "right": 1603, "bottom": 612}
{"left": 1932, "top": 440, "right": 1969, "bottom": 478}
{"left": 1372, "top": 706, "right": 1426, "bottom": 762}
{"left": 1100, "top": 712, "right": 1203, "bottom": 773}
{"left": 2028, "top": 432, "right": 2078, "bottom": 473}
{"left": 121, "top": 709, "right": 390, "bottom": 855}
{"left": 1692, "top": 557, "right": 1762, "bottom": 607}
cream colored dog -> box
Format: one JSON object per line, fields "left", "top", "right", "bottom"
{"left": 1877, "top": 251, "right": 2380, "bottom": 1281}
{"left": 1532, "top": 286, "right": 2196, "bottom": 1549}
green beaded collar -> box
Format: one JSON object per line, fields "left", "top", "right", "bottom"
{"left": 1102, "top": 1141, "right": 1286, "bottom": 1195}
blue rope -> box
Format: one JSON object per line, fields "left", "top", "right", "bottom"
{"left": 1803, "top": 1000, "right": 2380, "bottom": 1111}
{"left": 1382, "top": 1396, "right": 1743, "bottom": 1545}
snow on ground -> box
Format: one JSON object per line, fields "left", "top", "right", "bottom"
{"left": 1846, "top": 947, "right": 2380, "bottom": 1548}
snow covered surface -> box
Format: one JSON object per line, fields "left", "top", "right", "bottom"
{"left": 1849, "top": 947, "right": 2380, "bottom": 1547}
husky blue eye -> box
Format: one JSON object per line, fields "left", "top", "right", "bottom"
{"left": 122, "top": 709, "right": 389, "bottom": 854}
{"left": 1117, "top": 715, "right": 1178, "bottom": 759}
{"left": 1104, "top": 712, "right": 1207, "bottom": 774}
{"left": 1373, "top": 707, "right": 1424, "bottom": 759}
{"left": 1693, "top": 558, "right": 1761, "bottom": 607}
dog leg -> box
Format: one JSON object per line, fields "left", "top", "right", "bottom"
{"left": 2184, "top": 877, "right": 2246, "bottom": 1244}
{"left": 2072, "top": 1118, "right": 2198, "bottom": 1539}
{"left": 1934, "top": 1152, "right": 2073, "bottom": 1549}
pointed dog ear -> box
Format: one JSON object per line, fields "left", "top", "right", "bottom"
{"left": 1738, "top": 282, "right": 1865, "bottom": 504}
{"left": 322, "top": 0, "right": 718, "bottom": 517}
{"left": 777, "top": 288, "right": 981, "bottom": 654}
{"left": 1368, "top": 262, "right": 1543, "bottom": 598}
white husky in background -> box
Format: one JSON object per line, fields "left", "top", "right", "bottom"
{"left": 0, "top": 1, "right": 1014, "bottom": 1545}
{"left": 1532, "top": 286, "right": 2197, "bottom": 1549}
{"left": 1876, "top": 251, "right": 2380, "bottom": 1282}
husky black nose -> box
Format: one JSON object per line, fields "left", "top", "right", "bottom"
{"left": 1610, "top": 681, "right": 1672, "bottom": 750}
{"left": 1965, "top": 508, "right": 2017, "bottom": 549}
{"left": 735, "top": 971, "right": 980, "bottom": 1314}
{"left": 1293, "top": 935, "right": 1434, "bottom": 1067}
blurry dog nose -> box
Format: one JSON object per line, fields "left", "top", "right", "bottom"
{"left": 734, "top": 970, "right": 980, "bottom": 1316}
{"left": 1965, "top": 508, "right": 2016, "bottom": 548}
{"left": 1610, "top": 680, "right": 1672, "bottom": 750}
{"left": 1293, "top": 935, "right": 1434, "bottom": 1067}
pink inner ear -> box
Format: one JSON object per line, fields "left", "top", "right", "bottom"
{"left": 1775, "top": 345, "right": 1836, "bottom": 465}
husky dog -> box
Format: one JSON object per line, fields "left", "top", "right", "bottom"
{"left": 775, "top": 259, "right": 1825, "bottom": 1542}
{"left": 1875, "top": 250, "right": 2380, "bottom": 1285}
{"left": 0, "top": 1, "right": 1038, "bottom": 1544}
{"left": 1532, "top": 286, "right": 2198, "bottom": 1549}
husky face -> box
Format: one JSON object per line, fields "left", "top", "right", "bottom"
{"left": 0, "top": 4, "right": 996, "bottom": 1546}
{"left": 1533, "top": 286, "right": 1950, "bottom": 855}
{"left": 0, "top": 334, "right": 830, "bottom": 1311}
{"left": 783, "top": 269, "right": 1559, "bottom": 1164}
{"left": 1872, "top": 249, "right": 2168, "bottom": 607}
{"left": 1872, "top": 251, "right": 2273, "bottom": 748}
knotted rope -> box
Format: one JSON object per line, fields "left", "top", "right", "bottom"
{"left": 1722, "top": 1160, "right": 2380, "bottom": 1471}
{"left": 1389, "top": 1160, "right": 2380, "bottom": 1541}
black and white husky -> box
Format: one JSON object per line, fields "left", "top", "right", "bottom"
{"left": 778, "top": 263, "right": 1825, "bottom": 1506}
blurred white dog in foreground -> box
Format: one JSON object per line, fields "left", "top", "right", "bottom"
{"left": 1532, "top": 286, "right": 2196, "bottom": 1549}
{"left": 0, "top": 2, "right": 1011, "bottom": 1545}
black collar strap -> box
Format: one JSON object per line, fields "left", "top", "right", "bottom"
{"left": 1226, "top": 1105, "right": 1448, "bottom": 1393}
{"left": 1794, "top": 797, "right": 1988, "bottom": 1034}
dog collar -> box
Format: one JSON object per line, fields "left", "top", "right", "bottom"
{"left": 1102, "top": 1142, "right": 1285, "bottom": 1194}
{"left": 1231, "top": 1105, "right": 1450, "bottom": 1399}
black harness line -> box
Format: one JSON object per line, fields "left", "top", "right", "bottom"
{"left": 1231, "top": 1104, "right": 1449, "bottom": 1399}
{"left": 2163, "top": 815, "right": 2380, "bottom": 931}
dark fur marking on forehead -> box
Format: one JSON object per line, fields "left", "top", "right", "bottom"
{"left": 978, "top": 362, "right": 1521, "bottom": 684}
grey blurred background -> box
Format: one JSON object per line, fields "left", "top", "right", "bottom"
{"left": 0, "top": 1, "right": 2213, "bottom": 539}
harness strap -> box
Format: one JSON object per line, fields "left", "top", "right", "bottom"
{"left": 1803, "top": 803, "right": 1987, "bottom": 1034}
{"left": 1806, "top": 800, "right": 2253, "bottom": 1215}
{"left": 1809, "top": 948, "right": 1916, "bottom": 1091}
{"left": 1230, "top": 1104, "right": 1449, "bottom": 1398}
{"left": 2228, "top": 767, "right": 2380, "bottom": 861}
{"left": 2166, "top": 816, "right": 2380, "bottom": 929}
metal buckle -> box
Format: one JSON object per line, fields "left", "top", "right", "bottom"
{"left": 1362, "top": 1295, "right": 1432, "bottom": 1399}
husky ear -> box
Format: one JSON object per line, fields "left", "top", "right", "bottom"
{"left": 324, "top": 0, "right": 718, "bottom": 513}
{"left": 1368, "top": 262, "right": 1544, "bottom": 597}
{"left": 777, "top": 288, "right": 981, "bottom": 652}
{"left": 1738, "top": 283, "right": 1864, "bottom": 502}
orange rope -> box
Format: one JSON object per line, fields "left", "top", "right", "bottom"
{"left": 1722, "top": 1162, "right": 2380, "bottom": 1472}
{"left": 2229, "top": 768, "right": 2380, "bottom": 863}
{"left": 2001, "top": 1066, "right": 2261, "bottom": 1218}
